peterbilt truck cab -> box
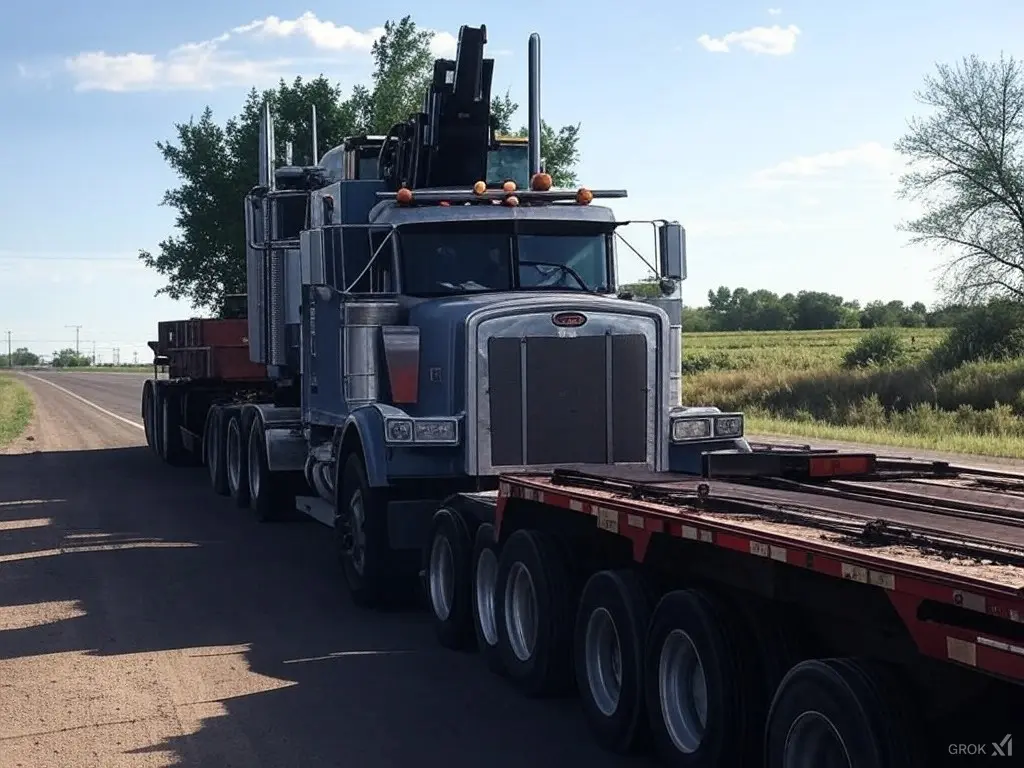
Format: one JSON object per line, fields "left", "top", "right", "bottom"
{"left": 237, "top": 24, "right": 747, "bottom": 606}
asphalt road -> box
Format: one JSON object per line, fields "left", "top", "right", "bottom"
{"left": 0, "top": 371, "right": 648, "bottom": 768}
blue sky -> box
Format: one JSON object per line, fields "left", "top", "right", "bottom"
{"left": 1, "top": 0, "right": 1021, "bottom": 363}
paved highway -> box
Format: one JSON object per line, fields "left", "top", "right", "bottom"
{"left": 0, "top": 371, "right": 646, "bottom": 768}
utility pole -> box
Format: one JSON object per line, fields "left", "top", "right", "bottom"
{"left": 113, "top": 347, "right": 120, "bottom": 366}
{"left": 92, "top": 341, "right": 97, "bottom": 365}
{"left": 133, "top": 350, "right": 138, "bottom": 365}
{"left": 5, "top": 330, "right": 10, "bottom": 368}
{"left": 65, "top": 325, "right": 82, "bottom": 355}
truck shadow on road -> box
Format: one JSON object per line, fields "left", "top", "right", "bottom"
{"left": 0, "top": 447, "right": 648, "bottom": 767}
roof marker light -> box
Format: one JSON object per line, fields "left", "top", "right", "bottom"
{"left": 396, "top": 187, "right": 413, "bottom": 205}
{"left": 503, "top": 180, "right": 517, "bottom": 192}
{"left": 473, "top": 180, "right": 487, "bottom": 195}
{"left": 504, "top": 195, "right": 520, "bottom": 207}
{"left": 576, "top": 187, "right": 593, "bottom": 205}
{"left": 530, "top": 172, "right": 552, "bottom": 191}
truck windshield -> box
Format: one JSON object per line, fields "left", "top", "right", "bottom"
{"left": 399, "top": 231, "right": 611, "bottom": 296}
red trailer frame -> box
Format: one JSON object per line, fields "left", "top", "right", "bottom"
{"left": 494, "top": 460, "right": 1024, "bottom": 685}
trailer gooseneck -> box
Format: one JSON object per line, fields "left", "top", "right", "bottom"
{"left": 140, "top": 23, "right": 1024, "bottom": 768}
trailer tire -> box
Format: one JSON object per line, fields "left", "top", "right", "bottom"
{"left": 471, "top": 523, "right": 506, "bottom": 676}
{"left": 495, "top": 528, "right": 574, "bottom": 697}
{"left": 247, "top": 417, "right": 295, "bottom": 522}
{"left": 204, "top": 406, "right": 229, "bottom": 496}
{"left": 142, "top": 382, "right": 156, "bottom": 453}
{"left": 160, "top": 387, "right": 188, "bottom": 466}
{"left": 335, "top": 452, "right": 393, "bottom": 609}
{"left": 644, "top": 589, "right": 755, "bottom": 767}
{"left": 575, "top": 569, "right": 651, "bottom": 754}
{"left": 425, "top": 507, "right": 474, "bottom": 649}
{"left": 225, "top": 414, "right": 250, "bottom": 508}
{"left": 764, "top": 658, "right": 925, "bottom": 768}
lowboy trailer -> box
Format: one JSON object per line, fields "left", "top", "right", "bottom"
{"left": 424, "top": 448, "right": 1024, "bottom": 767}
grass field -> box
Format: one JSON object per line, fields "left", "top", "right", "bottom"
{"left": 683, "top": 327, "right": 1024, "bottom": 458}
{"left": 0, "top": 374, "right": 34, "bottom": 447}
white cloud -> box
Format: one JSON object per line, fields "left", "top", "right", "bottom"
{"left": 768, "top": 8, "right": 783, "bottom": 15}
{"left": 697, "top": 24, "right": 801, "bottom": 55}
{"left": 32, "top": 12, "right": 459, "bottom": 92}
{"left": 748, "top": 142, "right": 900, "bottom": 189}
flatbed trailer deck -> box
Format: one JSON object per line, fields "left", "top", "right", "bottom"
{"left": 495, "top": 461, "right": 1024, "bottom": 683}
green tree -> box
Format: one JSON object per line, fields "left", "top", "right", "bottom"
{"left": 895, "top": 54, "right": 1024, "bottom": 302}
{"left": 142, "top": 17, "right": 584, "bottom": 312}
{"left": 50, "top": 348, "right": 91, "bottom": 368}
{"left": 0, "top": 347, "right": 40, "bottom": 367}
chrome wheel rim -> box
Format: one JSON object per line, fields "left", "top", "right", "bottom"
{"left": 428, "top": 531, "right": 455, "bottom": 621}
{"left": 341, "top": 489, "right": 367, "bottom": 575}
{"left": 475, "top": 547, "right": 499, "bottom": 646}
{"left": 784, "top": 712, "right": 852, "bottom": 768}
{"left": 226, "top": 420, "right": 241, "bottom": 492}
{"left": 247, "top": 426, "right": 261, "bottom": 500}
{"left": 585, "top": 606, "right": 623, "bottom": 716}
{"left": 658, "top": 629, "right": 708, "bottom": 754}
{"left": 503, "top": 561, "right": 538, "bottom": 662}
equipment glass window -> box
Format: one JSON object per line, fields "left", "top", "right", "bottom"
{"left": 486, "top": 143, "right": 528, "bottom": 190}
{"left": 517, "top": 234, "right": 610, "bottom": 292}
{"left": 401, "top": 232, "right": 513, "bottom": 295}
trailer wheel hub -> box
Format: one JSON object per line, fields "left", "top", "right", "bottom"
{"left": 504, "top": 561, "right": 538, "bottom": 662}
{"left": 475, "top": 548, "right": 499, "bottom": 646}
{"left": 428, "top": 533, "right": 455, "bottom": 621}
{"left": 783, "top": 712, "right": 851, "bottom": 768}
{"left": 584, "top": 606, "right": 623, "bottom": 716}
{"left": 658, "top": 629, "right": 708, "bottom": 754}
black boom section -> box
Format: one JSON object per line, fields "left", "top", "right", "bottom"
{"left": 486, "top": 334, "right": 649, "bottom": 467}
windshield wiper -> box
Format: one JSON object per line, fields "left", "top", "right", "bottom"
{"left": 518, "top": 260, "right": 591, "bottom": 292}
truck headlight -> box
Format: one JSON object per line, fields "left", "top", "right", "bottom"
{"left": 714, "top": 414, "right": 744, "bottom": 438}
{"left": 384, "top": 417, "right": 459, "bottom": 446}
{"left": 671, "top": 416, "right": 712, "bottom": 441}
{"left": 385, "top": 419, "right": 413, "bottom": 443}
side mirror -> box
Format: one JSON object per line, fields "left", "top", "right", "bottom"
{"left": 657, "top": 222, "right": 687, "bottom": 281}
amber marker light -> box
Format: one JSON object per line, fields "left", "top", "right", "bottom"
{"left": 396, "top": 187, "right": 413, "bottom": 204}
{"left": 473, "top": 180, "right": 487, "bottom": 195}
{"left": 502, "top": 180, "right": 517, "bottom": 192}
{"left": 530, "top": 172, "right": 552, "bottom": 191}
{"left": 576, "top": 187, "right": 593, "bottom": 205}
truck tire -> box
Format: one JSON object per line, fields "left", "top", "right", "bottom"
{"left": 247, "top": 416, "right": 295, "bottom": 522}
{"left": 764, "top": 658, "right": 925, "bottom": 768}
{"left": 574, "top": 569, "right": 651, "bottom": 754}
{"left": 225, "top": 413, "right": 250, "bottom": 508}
{"left": 470, "top": 523, "right": 506, "bottom": 676}
{"left": 425, "top": 507, "right": 474, "bottom": 650}
{"left": 643, "top": 589, "right": 756, "bottom": 767}
{"left": 494, "top": 528, "right": 574, "bottom": 697}
{"left": 142, "top": 382, "right": 156, "bottom": 453}
{"left": 335, "top": 452, "right": 393, "bottom": 609}
{"left": 204, "top": 406, "right": 229, "bottom": 496}
{"left": 160, "top": 387, "right": 188, "bottom": 466}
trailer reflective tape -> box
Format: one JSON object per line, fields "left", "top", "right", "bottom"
{"left": 947, "top": 636, "right": 978, "bottom": 666}
{"left": 841, "top": 563, "right": 868, "bottom": 583}
{"left": 627, "top": 514, "right": 644, "bottom": 529}
{"left": 977, "top": 636, "right": 1024, "bottom": 657}
{"left": 699, "top": 529, "right": 713, "bottom": 543}
{"left": 596, "top": 507, "right": 618, "bottom": 533}
{"left": 953, "top": 590, "right": 987, "bottom": 613}
{"left": 770, "top": 545, "right": 787, "bottom": 562}
{"left": 750, "top": 541, "right": 770, "bottom": 558}
{"left": 499, "top": 482, "right": 509, "bottom": 496}
{"left": 569, "top": 499, "right": 584, "bottom": 512}
{"left": 868, "top": 570, "right": 895, "bottom": 590}
{"left": 681, "top": 525, "right": 698, "bottom": 540}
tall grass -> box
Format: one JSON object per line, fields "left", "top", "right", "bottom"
{"left": 0, "top": 375, "right": 33, "bottom": 447}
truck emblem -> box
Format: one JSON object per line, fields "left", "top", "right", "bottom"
{"left": 552, "top": 311, "right": 587, "bottom": 328}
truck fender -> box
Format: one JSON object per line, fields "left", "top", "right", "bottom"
{"left": 337, "top": 407, "right": 388, "bottom": 488}
{"left": 244, "top": 404, "right": 305, "bottom": 473}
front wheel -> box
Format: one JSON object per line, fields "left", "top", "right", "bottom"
{"left": 334, "top": 453, "right": 394, "bottom": 609}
